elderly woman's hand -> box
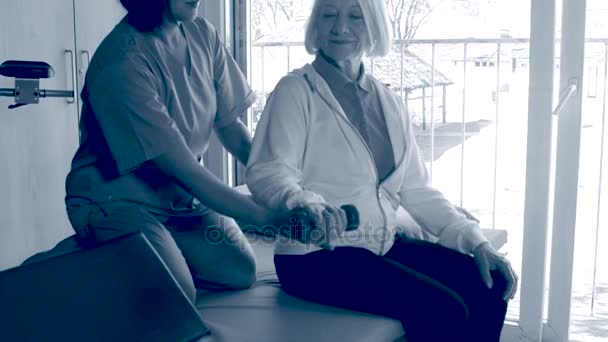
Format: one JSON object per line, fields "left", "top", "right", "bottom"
{"left": 289, "top": 203, "right": 348, "bottom": 250}
{"left": 472, "top": 242, "right": 518, "bottom": 301}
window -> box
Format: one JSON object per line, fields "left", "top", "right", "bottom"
{"left": 235, "top": 1, "right": 608, "bottom": 338}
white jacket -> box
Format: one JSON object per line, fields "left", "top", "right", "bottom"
{"left": 246, "top": 64, "right": 488, "bottom": 256}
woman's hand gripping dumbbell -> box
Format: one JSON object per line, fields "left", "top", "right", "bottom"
{"left": 276, "top": 203, "right": 359, "bottom": 250}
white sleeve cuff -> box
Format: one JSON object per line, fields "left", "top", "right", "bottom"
{"left": 437, "top": 222, "right": 489, "bottom": 254}
{"left": 284, "top": 190, "right": 327, "bottom": 211}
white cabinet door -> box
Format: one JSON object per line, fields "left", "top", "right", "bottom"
{"left": 0, "top": 0, "right": 80, "bottom": 270}
{"left": 73, "top": 0, "right": 126, "bottom": 111}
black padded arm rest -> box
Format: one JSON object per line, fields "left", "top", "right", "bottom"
{"left": 0, "top": 60, "right": 54, "bottom": 79}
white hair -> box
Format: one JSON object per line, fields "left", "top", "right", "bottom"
{"left": 304, "top": 0, "right": 392, "bottom": 57}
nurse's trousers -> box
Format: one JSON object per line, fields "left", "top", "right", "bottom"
{"left": 25, "top": 199, "right": 257, "bottom": 302}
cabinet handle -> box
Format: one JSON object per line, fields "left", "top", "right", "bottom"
{"left": 80, "top": 50, "right": 90, "bottom": 77}
{"left": 81, "top": 50, "right": 90, "bottom": 65}
{"left": 65, "top": 49, "right": 76, "bottom": 103}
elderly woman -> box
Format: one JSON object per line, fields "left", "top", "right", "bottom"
{"left": 246, "top": 0, "right": 517, "bottom": 341}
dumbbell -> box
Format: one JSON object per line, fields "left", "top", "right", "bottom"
{"left": 285, "top": 204, "right": 359, "bottom": 243}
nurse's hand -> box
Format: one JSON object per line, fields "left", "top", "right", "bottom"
{"left": 287, "top": 203, "right": 348, "bottom": 250}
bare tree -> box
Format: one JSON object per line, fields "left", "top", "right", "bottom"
{"left": 452, "top": 0, "right": 484, "bottom": 16}
{"left": 385, "top": 0, "right": 442, "bottom": 42}
{"left": 253, "top": 0, "right": 299, "bottom": 27}
{"left": 276, "top": 0, "right": 298, "bottom": 22}
{"left": 252, "top": 0, "right": 479, "bottom": 43}
{"left": 251, "top": 1, "right": 265, "bottom": 30}
{"left": 251, "top": 0, "right": 305, "bottom": 40}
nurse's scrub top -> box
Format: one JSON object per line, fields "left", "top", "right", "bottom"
{"left": 66, "top": 16, "right": 254, "bottom": 217}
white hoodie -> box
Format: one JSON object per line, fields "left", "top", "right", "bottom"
{"left": 246, "top": 64, "right": 488, "bottom": 256}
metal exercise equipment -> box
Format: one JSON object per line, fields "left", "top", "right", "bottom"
{"left": 0, "top": 60, "right": 74, "bottom": 109}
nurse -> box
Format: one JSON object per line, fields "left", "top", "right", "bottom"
{"left": 62, "top": 0, "right": 275, "bottom": 302}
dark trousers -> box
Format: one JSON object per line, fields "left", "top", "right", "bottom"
{"left": 274, "top": 237, "right": 508, "bottom": 342}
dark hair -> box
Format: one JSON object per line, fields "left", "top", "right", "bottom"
{"left": 119, "top": 0, "right": 168, "bottom": 32}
